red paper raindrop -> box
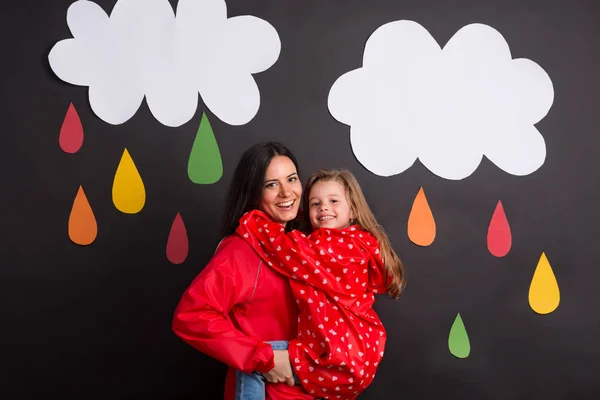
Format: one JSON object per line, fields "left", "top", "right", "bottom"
{"left": 487, "top": 200, "right": 511, "bottom": 257}
{"left": 167, "top": 213, "right": 188, "bottom": 264}
{"left": 59, "top": 102, "right": 84, "bottom": 153}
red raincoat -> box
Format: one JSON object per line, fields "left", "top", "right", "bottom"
{"left": 236, "top": 210, "right": 388, "bottom": 399}
{"left": 172, "top": 234, "right": 317, "bottom": 400}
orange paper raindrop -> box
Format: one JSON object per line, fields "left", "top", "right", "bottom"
{"left": 408, "top": 187, "right": 436, "bottom": 246}
{"left": 68, "top": 186, "right": 97, "bottom": 245}
{"left": 112, "top": 148, "right": 146, "bottom": 214}
{"left": 529, "top": 252, "right": 560, "bottom": 314}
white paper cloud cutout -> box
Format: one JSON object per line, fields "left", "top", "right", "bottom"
{"left": 328, "top": 21, "right": 554, "bottom": 180}
{"left": 48, "top": 0, "right": 281, "bottom": 127}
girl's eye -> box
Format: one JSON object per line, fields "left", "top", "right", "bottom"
{"left": 311, "top": 202, "right": 319, "bottom": 207}
{"left": 331, "top": 199, "right": 338, "bottom": 203}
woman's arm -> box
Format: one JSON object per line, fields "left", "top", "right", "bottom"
{"left": 171, "top": 238, "right": 275, "bottom": 374}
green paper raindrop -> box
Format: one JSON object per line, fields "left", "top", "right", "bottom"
{"left": 188, "top": 113, "right": 223, "bottom": 184}
{"left": 448, "top": 313, "right": 470, "bottom": 358}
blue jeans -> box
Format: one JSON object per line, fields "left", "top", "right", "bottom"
{"left": 235, "top": 340, "right": 299, "bottom": 400}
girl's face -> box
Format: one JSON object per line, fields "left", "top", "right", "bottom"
{"left": 308, "top": 180, "right": 355, "bottom": 230}
{"left": 258, "top": 156, "right": 302, "bottom": 226}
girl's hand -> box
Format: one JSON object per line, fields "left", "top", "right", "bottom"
{"left": 262, "top": 350, "right": 295, "bottom": 387}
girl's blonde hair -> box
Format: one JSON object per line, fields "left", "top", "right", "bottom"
{"left": 303, "top": 169, "right": 406, "bottom": 298}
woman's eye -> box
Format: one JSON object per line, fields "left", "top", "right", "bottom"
{"left": 265, "top": 182, "right": 276, "bottom": 188}
{"left": 289, "top": 177, "right": 297, "bottom": 182}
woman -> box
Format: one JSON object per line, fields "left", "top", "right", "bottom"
{"left": 172, "top": 142, "right": 316, "bottom": 400}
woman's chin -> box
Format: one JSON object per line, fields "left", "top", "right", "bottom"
{"left": 268, "top": 208, "right": 299, "bottom": 225}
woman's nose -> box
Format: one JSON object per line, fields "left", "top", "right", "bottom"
{"left": 279, "top": 182, "right": 291, "bottom": 197}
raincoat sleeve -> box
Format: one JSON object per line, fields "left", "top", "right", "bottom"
{"left": 172, "top": 237, "right": 275, "bottom": 374}
{"left": 236, "top": 210, "right": 339, "bottom": 293}
{"left": 237, "top": 210, "right": 386, "bottom": 297}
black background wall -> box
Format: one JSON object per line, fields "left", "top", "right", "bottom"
{"left": 3, "top": 0, "right": 600, "bottom": 398}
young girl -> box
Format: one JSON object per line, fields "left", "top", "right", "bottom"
{"left": 235, "top": 169, "right": 405, "bottom": 399}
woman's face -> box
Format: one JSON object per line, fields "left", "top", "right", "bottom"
{"left": 258, "top": 156, "right": 302, "bottom": 226}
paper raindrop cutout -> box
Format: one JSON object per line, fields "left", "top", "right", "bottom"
{"left": 59, "top": 102, "right": 84, "bottom": 153}
{"left": 487, "top": 200, "right": 511, "bottom": 257}
{"left": 408, "top": 187, "right": 436, "bottom": 246}
{"left": 188, "top": 113, "right": 223, "bottom": 184}
{"left": 166, "top": 212, "right": 189, "bottom": 264}
{"left": 529, "top": 252, "right": 560, "bottom": 314}
{"left": 328, "top": 20, "right": 554, "bottom": 180}
{"left": 68, "top": 186, "right": 97, "bottom": 245}
{"left": 448, "top": 313, "right": 470, "bottom": 358}
{"left": 48, "top": 0, "right": 281, "bottom": 127}
{"left": 112, "top": 148, "right": 146, "bottom": 214}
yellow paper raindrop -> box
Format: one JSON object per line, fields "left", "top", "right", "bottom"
{"left": 112, "top": 148, "right": 145, "bottom": 214}
{"left": 528, "top": 252, "right": 560, "bottom": 314}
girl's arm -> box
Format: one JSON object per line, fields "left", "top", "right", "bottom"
{"left": 236, "top": 210, "right": 360, "bottom": 295}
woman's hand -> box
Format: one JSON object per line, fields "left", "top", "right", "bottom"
{"left": 262, "top": 350, "right": 295, "bottom": 387}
